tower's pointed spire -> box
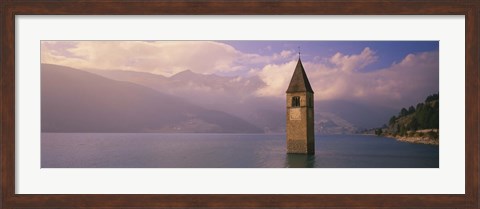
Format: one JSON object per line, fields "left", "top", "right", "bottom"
{"left": 286, "top": 58, "right": 314, "bottom": 93}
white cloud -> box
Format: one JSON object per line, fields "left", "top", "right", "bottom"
{"left": 329, "top": 47, "right": 378, "bottom": 72}
{"left": 41, "top": 41, "right": 265, "bottom": 76}
{"left": 255, "top": 61, "right": 297, "bottom": 97}
{"left": 254, "top": 48, "right": 439, "bottom": 108}
{"left": 280, "top": 50, "right": 294, "bottom": 58}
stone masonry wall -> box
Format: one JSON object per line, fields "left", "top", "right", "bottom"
{"left": 286, "top": 92, "right": 315, "bottom": 154}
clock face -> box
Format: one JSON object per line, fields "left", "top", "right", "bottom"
{"left": 289, "top": 108, "right": 301, "bottom": 120}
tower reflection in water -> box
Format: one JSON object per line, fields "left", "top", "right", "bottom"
{"left": 285, "top": 154, "right": 316, "bottom": 168}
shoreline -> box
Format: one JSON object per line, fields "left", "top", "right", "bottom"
{"left": 384, "top": 135, "right": 439, "bottom": 146}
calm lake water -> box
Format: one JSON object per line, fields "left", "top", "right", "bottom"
{"left": 41, "top": 133, "right": 439, "bottom": 168}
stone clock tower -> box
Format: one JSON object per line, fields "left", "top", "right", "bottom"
{"left": 286, "top": 58, "right": 315, "bottom": 154}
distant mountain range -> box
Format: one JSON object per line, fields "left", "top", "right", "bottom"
{"left": 42, "top": 64, "right": 398, "bottom": 134}
{"left": 41, "top": 64, "right": 262, "bottom": 133}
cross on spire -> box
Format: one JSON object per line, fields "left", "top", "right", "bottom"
{"left": 298, "top": 46, "right": 301, "bottom": 59}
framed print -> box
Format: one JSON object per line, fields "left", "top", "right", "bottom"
{"left": 1, "top": 1, "right": 479, "bottom": 208}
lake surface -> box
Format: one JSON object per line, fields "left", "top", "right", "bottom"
{"left": 41, "top": 133, "right": 439, "bottom": 168}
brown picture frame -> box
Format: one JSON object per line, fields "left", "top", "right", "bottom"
{"left": 1, "top": 1, "right": 479, "bottom": 208}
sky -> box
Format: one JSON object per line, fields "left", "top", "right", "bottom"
{"left": 41, "top": 40, "right": 439, "bottom": 108}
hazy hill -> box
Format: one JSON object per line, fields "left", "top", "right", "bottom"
{"left": 41, "top": 64, "right": 262, "bottom": 133}
{"left": 86, "top": 68, "right": 285, "bottom": 131}
{"left": 317, "top": 100, "right": 397, "bottom": 129}
{"left": 315, "top": 112, "right": 357, "bottom": 134}
{"left": 86, "top": 68, "right": 264, "bottom": 100}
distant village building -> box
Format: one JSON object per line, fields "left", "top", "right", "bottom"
{"left": 286, "top": 58, "right": 315, "bottom": 154}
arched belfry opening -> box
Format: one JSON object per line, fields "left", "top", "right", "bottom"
{"left": 285, "top": 58, "right": 315, "bottom": 154}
